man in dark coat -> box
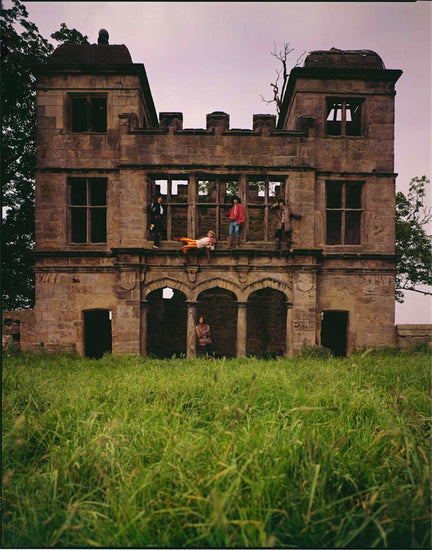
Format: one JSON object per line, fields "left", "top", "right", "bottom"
{"left": 148, "top": 194, "right": 166, "bottom": 248}
{"left": 270, "top": 199, "right": 302, "bottom": 250}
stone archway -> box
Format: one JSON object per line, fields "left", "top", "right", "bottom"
{"left": 247, "top": 288, "right": 287, "bottom": 357}
{"left": 197, "top": 287, "right": 237, "bottom": 357}
{"left": 146, "top": 287, "right": 187, "bottom": 357}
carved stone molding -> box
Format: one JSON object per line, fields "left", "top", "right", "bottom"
{"left": 117, "top": 270, "right": 137, "bottom": 291}
{"left": 185, "top": 266, "right": 199, "bottom": 283}
{"left": 235, "top": 266, "right": 251, "bottom": 283}
{"left": 296, "top": 272, "right": 316, "bottom": 292}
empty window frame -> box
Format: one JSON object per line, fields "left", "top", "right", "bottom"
{"left": 150, "top": 176, "right": 188, "bottom": 240}
{"left": 326, "top": 98, "right": 363, "bottom": 136}
{"left": 69, "top": 94, "right": 107, "bottom": 132}
{"left": 326, "top": 180, "right": 363, "bottom": 245}
{"left": 68, "top": 177, "right": 107, "bottom": 243}
{"left": 197, "top": 176, "right": 239, "bottom": 239}
{"left": 247, "top": 177, "right": 285, "bottom": 240}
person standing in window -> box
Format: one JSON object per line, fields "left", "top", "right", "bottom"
{"left": 227, "top": 196, "right": 245, "bottom": 248}
{"left": 195, "top": 316, "right": 212, "bottom": 357}
{"left": 271, "top": 199, "right": 302, "bottom": 250}
{"left": 149, "top": 194, "right": 165, "bottom": 249}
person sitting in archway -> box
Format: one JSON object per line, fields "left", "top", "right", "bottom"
{"left": 174, "top": 230, "right": 216, "bottom": 264}
{"left": 195, "top": 315, "right": 213, "bottom": 358}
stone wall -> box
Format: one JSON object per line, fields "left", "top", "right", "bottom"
{"left": 396, "top": 325, "right": 432, "bottom": 350}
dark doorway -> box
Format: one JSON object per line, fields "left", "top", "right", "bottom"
{"left": 197, "top": 287, "right": 237, "bottom": 357}
{"left": 147, "top": 288, "right": 187, "bottom": 357}
{"left": 84, "top": 309, "right": 112, "bottom": 359}
{"left": 321, "top": 310, "right": 349, "bottom": 357}
{"left": 247, "top": 288, "right": 286, "bottom": 357}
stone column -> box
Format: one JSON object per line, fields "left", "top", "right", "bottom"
{"left": 285, "top": 302, "right": 294, "bottom": 357}
{"left": 140, "top": 299, "right": 148, "bottom": 357}
{"left": 236, "top": 301, "right": 247, "bottom": 357}
{"left": 188, "top": 173, "right": 197, "bottom": 238}
{"left": 186, "top": 301, "right": 198, "bottom": 358}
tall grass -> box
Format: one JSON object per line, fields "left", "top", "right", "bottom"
{"left": 2, "top": 350, "right": 431, "bottom": 548}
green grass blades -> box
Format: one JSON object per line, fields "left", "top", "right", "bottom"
{"left": 2, "top": 350, "right": 431, "bottom": 548}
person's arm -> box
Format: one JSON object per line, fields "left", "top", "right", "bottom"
{"left": 290, "top": 212, "right": 303, "bottom": 220}
{"left": 238, "top": 204, "right": 245, "bottom": 225}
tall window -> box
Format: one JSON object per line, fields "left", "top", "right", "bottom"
{"left": 68, "top": 178, "right": 107, "bottom": 243}
{"left": 151, "top": 176, "right": 188, "bottom": 239}
{"left": 197, "top": 176, "right": 239, "bottom": 239}
{"left": 69, "top": 94, "right": 107, "bottom": 132}
{"left": 326, "top": 98, "right": 362, "bottom": 136}
{"left": 326, "top": 181, "right": 363, "bottom": 245}
{"left": 247, "top": 177, "right": 284, "bottom": 240}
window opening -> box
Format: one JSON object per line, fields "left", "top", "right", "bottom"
{"left": 69, "top": 177, "right": 107, "bottom": 243}
{"left": 326, "top": 98, "right": 362, "bottom": 136}
{"left": 150, "top": 176, "right": 188, "bottom": 240}
{"left": 247, "top": 177, "right": 284, "bottom": 240}
{"left": 326, "top": 181, "right": 363, "bottom": 245}
{"left": 197, "top": 176, "right": 239, "bottom": 240}
{"left": 70, "top": 94, "right": 107, "bottom": 133}
{"left": 162, "top": 287, "right": 174, "bottom": 300}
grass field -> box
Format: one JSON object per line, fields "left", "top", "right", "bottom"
{"left": 2, "top": 349, "right": 431, "bottom": 548}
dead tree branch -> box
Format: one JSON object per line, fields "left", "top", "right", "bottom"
{"left": 261, "top": 41, "right": 306, "bottom": 114}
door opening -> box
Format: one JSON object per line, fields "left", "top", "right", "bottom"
{"left": 321, "top": 310, "right": 348, "bottom": 357}
{"left": 84, "top": 309, "right": 112, "bottom": 359}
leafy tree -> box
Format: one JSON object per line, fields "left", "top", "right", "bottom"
{"left": 50, "top": 22, "right": 88, "bottom": 45}
{"left": 395, "top": 176, "right": 432, "bottom": 302}
{"left": 1, "top": 0, "right": 87, "bottom": 309}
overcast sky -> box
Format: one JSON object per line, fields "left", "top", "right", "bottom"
{"left": 21, "top": 1, "right": 432, "bottom": 323}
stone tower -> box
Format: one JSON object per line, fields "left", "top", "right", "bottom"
{"left": 24, "top": 40, "right": 402, "bottom": 358}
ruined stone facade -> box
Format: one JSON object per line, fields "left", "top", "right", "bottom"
{"left": 24, "top": 43, "right": 403, "bottom": 357}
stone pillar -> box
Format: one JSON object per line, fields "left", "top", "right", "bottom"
{"left": 236, "top": 301, "right": 247, "bottom": 357}
{"left": 188, "top": 173, "right": 197, "bottom": 238}
{"left": 186, "top": 301, "right": 198, "bottom": 358}
{"left": 285, "top": 302, "right": 294, "bottom": 357}
{"left": 140, "top": 299, "right": 148, "bottom": 357}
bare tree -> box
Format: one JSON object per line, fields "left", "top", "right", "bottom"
{"left": 261, "top": 42, "right": 306, "bottom": 114}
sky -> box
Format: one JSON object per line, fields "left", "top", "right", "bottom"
{"left": 20, "top": 0, "right": 432, "bottom": 323}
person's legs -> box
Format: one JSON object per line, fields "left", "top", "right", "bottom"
{"left": 153, "top": 219, "right": 164, "bottom": 247}
{"left": 233, "top": 223, "right": 241, "bottom": 246}
{"left": 180, "top": 238, "right": 197, "bottom": 254}
{"left": 178, "top": 238, "right": 197, "bottom": 263}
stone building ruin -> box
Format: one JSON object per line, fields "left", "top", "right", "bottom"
{"left": 19, "top": 38, "right": 404, "bottom": 358}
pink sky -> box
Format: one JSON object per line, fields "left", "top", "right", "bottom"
{"left": 20, "top": 1, "right": 432, "bottom": 323}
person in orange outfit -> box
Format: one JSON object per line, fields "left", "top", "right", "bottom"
{"left": 174, "top": 230, "right": 216, "bottom": 264}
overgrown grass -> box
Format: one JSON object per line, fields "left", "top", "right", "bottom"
{"left": 2, "top": 350, "right": 431, "bottom": 548}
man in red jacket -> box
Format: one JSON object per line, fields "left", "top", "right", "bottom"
{"left": 227, "top": 196, "right": 245, "bottom": 248}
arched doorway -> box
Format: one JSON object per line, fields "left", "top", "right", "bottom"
{"left": 197, "top": 287, "right": 237, "bottom": 357}
{"left": 321, "top": 310, "right": 348, "bottom": 357}
{"left": 147, "top": 287, "right": 187, "bottom": 357}
{"left": 83, "top": 309, "right": 112, "bottom": 359}
{"left": 247, "top": 288, "right": 286, "bottom": 357}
